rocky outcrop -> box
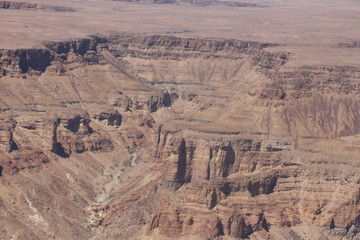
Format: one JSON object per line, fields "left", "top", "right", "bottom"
{"left": 0, "top": 48, "right": 51, "bottom": 76}
{"left": 0, "top": 35, "right": 359, "bottom": 240}
{"left": 110, "top": 35, "right": 283, "bottom": 56}
{"left": 338, "top": 41, "right": 360, "bottom": 48}
{"left": 0, "top": 37, "right": 108, "bottom": 77}
{"left": 94, "top": 110, "right": 122, "bottom": 127}
{"left": 45, "top": 37, "right": 107, "bottom": 58}
{"left": 147, "top": 92, "right": 178, "bottom": 112}
{"left": 155, "top": 129, "right": 266, "bottom": 182}
{"left": 114, "top": 0, "right": 260, "bottom": 8}
{"left": 0, "top": 1, "right": 75, "bottom": 11}
{"left": 53, "top": 114, "right": 113, "bottom": 156}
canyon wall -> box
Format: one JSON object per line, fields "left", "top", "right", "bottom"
{"left": 0, "top": 35, "right": 358, "bottom": 240}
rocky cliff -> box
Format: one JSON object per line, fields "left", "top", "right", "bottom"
{"left": 112, "top": 0, "right": 260, "bottom": 7}
{"left": 0, "top": 35, "right": 358, "bottom": 240}
{"left": 0, "top": 1, "right": 74, "bottom": 11}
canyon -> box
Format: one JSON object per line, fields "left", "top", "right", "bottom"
{"left": 0, "top": 0, "right": 360, "bottom": 240}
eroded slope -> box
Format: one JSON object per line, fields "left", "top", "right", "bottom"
{"left": 0, "top": 35, "right": 359, "bottom": 240}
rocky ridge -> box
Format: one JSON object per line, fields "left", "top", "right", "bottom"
{"left": 112, "top": 0, "right": 260, "bottom": 8}
{"left": 0, "top": 35, "right": 359, "bottom": 240}
{"left": 0, "top": 1, "right": 75, "bottom": 11}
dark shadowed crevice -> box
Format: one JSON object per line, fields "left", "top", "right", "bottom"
{"left": 97, "top": 111, "right": 122, "bottom": 126}
{"left": 18, "top": 52, "right": 29, "bottom": 73}
{"left": 175, "top": 139, "right": 187, "bottom": 183}
{"left": 330, "top": 218, "right": 336, "bottom": 229}
{"left": 207, "top": 148, "right": 213, "bottom": 180}
{"left": 247, "top": 176, "right": 278, "bottom": 196}
{"left": 107, "top": 112, "right": 122, "bottom": 126}
{"left": 220, "top": 182, "right": 232, "bottom": 197}
{"left": 29, "top": 50, "right": 51, "bottom": 72}
{"left": 209, "top": 190, "right": 217, "bottom": 209}
{"left": 17, "top": 49, "right": 51, "bottom": 73}
{"left": 222, "top": 144, "right": 235, "bottom": 177}
{"left": 66, "top": 116, "right": 82, "bottom": 133}
{"left": 9, "top": 139, "right": 19, "bottom": 152}
{"left": 52, "top": 119, "right": 69, "bottom": 158}
{"left": 258, "top": 212, "right": 269, "bottom": 232}
{"left": 163, "top": 92, "right": 172, "bottom": 107}
{"left": 206, "top": 160, "right": 211, "bottom": 180}
{"left": 265, "top": 176, "right": 278, "bottom": 194}
{"left": 215, "top": 219, "right": 225, "bottom": 236}
{"left": 52, "top": 141, "right": 69, "bottom": 158}
{"left": 9, "top": 127, "right": 19, "bottom": 152}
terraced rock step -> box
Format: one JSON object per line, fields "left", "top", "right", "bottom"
{"left": 0, "top": 34, "right": 359, "bottom": 240}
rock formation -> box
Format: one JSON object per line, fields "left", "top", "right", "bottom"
{"left": 0, "top": 34, "right": 358, "bottom": 240}
{"left": 112, "top": 0, "right": 260, "bottom": 7}
{"left": 0, "top": 1, "right": 74, "bottom": 11}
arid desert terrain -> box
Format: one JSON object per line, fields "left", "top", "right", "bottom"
{"left": 0, "top": 0, "right": 359, "bottom": 239}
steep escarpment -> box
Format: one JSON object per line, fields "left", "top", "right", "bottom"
{"left": 0, "top": 1, "right": 74, "bottom": 11}
{"left": 0, "top": 48, "right": 51, "bottom": 76}
{"left": 0, "top": 37, "right": 106, "bottom": 77}
{"left": 0, "top": 35, "right": 359, "bottom": 240}
{"left": 112, "top": 0, "right": 260, "bottom": 8}
{"left": 108, "top": 35, "right": 284, "bottom": 63}
{"left": 136, "top": 123, "right": 358, "bottom": 239}
{"left": 338, "top": 41, "right": 360, "bottom": 48}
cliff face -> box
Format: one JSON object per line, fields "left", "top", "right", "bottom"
{"left": 0, "top": 49, "right": 51, "bottom": 76}
{"left": 112, "top": 0, "right": 260, "bottom": 8}
{"left": 0, "top": 35, "right": 359, "bottom": 240}
{"left": 0, "top": 1, "right": 75, "bottom": 11}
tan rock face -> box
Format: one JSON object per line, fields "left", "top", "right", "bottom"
{"left": 0, "top": 35, "right": 359, "bottom": 240}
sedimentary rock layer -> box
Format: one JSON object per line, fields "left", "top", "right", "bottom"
{"left": 0, "top": 35, "right": 358, "bottom": 240}
{"left": 0, "top": 1, "right": 74, "bottom": 11}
